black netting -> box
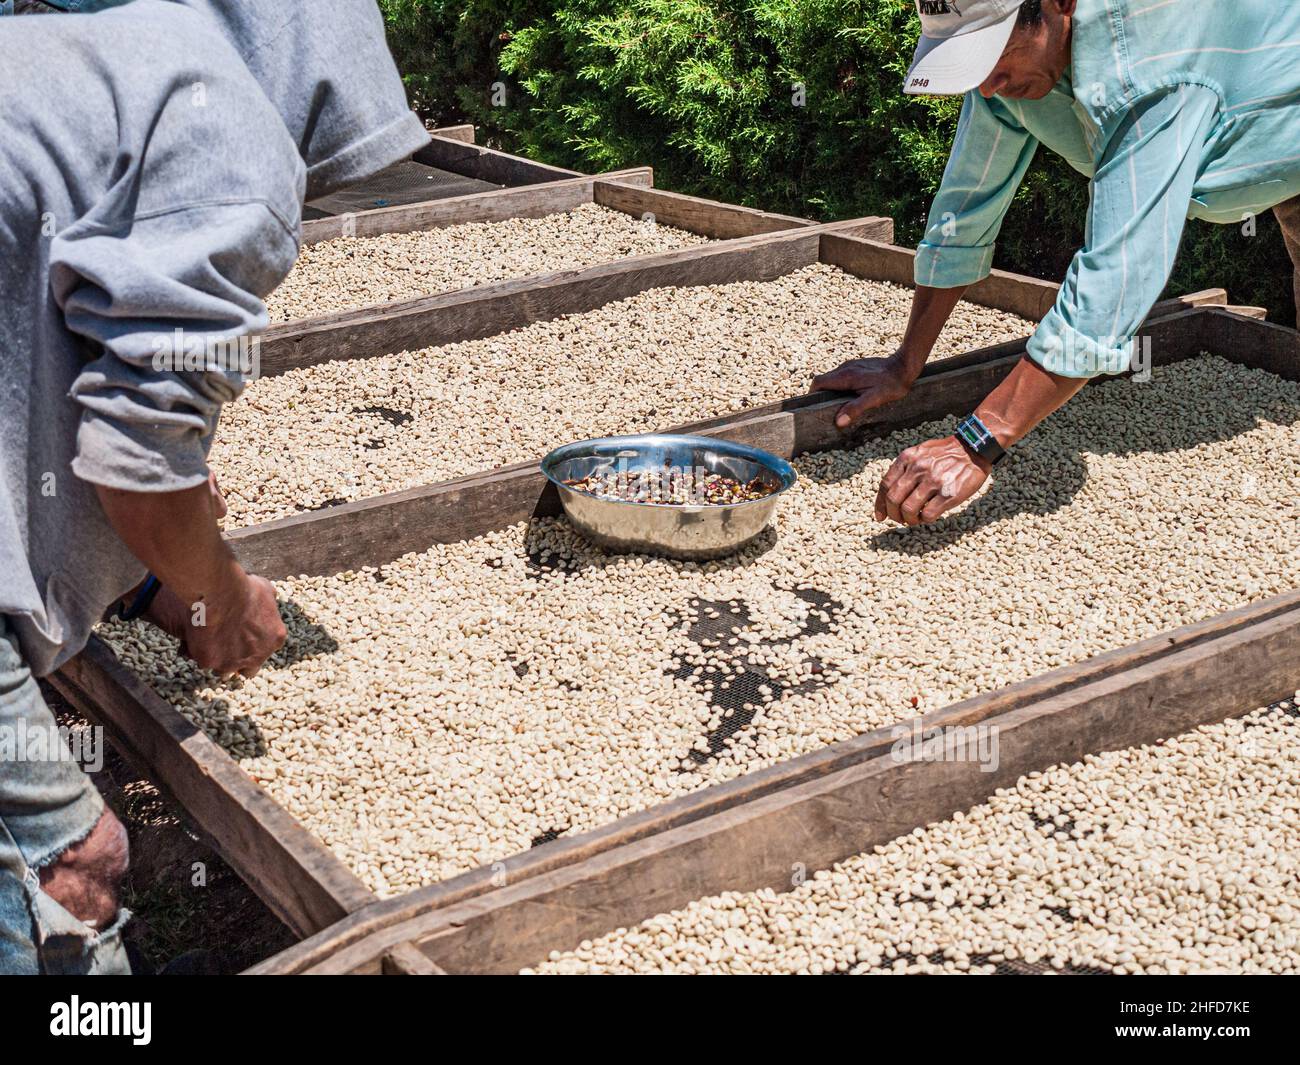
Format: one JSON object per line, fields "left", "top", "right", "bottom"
{"left": 531, "top": 827, "right": 568, "bottom": 847}
{"left": 354, "top": 405, "right": 414, "bottom": 427}
{"left": 666, "top": 588, "right": 844, "bottom": 768}
{"left": 304, "top": 161, "right": 501, "bottom": 217}
{"left": 1030, "top": 811, "right": 1082, "bottom": 838}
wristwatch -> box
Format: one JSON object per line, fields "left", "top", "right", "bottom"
{"left": 954, "top": 414, "right": 1007, "bottom": 466}
{"left": 117, "top": 574, "right": 162, "bottom": 621}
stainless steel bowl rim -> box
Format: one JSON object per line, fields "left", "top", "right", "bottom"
{"left": 540, "top": 433, "right": 798, "bottom": 511}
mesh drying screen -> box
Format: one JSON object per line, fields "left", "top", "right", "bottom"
{"left": 666, "top": 589, "right": 845, "bottom": 767}
{"left": 304, "top": 161, "right": 501, "bottom": 217}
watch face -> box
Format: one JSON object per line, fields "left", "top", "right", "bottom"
{"left": 956, "top": 415, "right": 1006, "bottom": 463}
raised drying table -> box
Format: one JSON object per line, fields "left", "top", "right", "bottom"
{"left": 223, "top": 303, "right": 1300, "bottom": 973}
{"left": 302, "top": 124, "right": 581, "bottom": 219}
{"left": 47, "top": 196, "right": 1279, "bottom": 967}
{"left": 53, "top": 300, "right": 1296, "bottom": 971}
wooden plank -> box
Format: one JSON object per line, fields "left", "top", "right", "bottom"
{"left": 428, "top": 124, "right": 475, "bottom": 144}
{"left": 381, "top": 942, "right": 446, "bottom": 976}
{"left": 301, "top": 169, "right": 654, "bottom": 245}
{"left": 820, "top": 234, "right": 1060, "bottom": 320}
{"left": 49, "top": 639, "right": 376, "bottom": 938}
{"left": 592, "top": 180, "right": 827, "bottom": 240}
{"left": 880, "top": 288, "right": 1228, "bottom": 378}
{"left": 786, "top": 304, "right": 1214, "bottom": 457}
{"left": 257, "top": 218, "right": 888, "bottom": 375}
{"left": 822, "top": 233, "right": 1234, "bottom": 327}
{"left": 257, "top": 590, "right": 1300, "bottom": 973}
{"left": 226, "top": 307, "right": 1210, "bottom": 581}
{"left": 413, "top": 134, "right": 583, "bottom": 186}
{"left": 305, "top": 161, "right": 501, "bottom": 218}
{"left": 1203, "top": 307, "right": 1300, "bottom": 380}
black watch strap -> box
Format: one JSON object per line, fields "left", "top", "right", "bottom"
{"left": 117, "top": 574, "right": 161, "bottom": 621}
{"left": 955, "top": 414, "right": 1007, "bottom": 465}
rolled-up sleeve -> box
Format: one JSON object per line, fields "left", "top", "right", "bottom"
{"left": 915, "top": 91, "right": 1040, "bottom": 289}
{"left": 50, "top": 200, "right": 300, "bottom": 492}
{"left": 1027, "top": 84, "right": 1220, "bottom": 377}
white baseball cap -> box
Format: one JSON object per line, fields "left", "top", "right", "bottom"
{"left": 904, "top": 0, "right": 1024, "bottom": 95}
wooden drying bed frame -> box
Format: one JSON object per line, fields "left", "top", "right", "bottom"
{"left": 263, "top": 590, "right": 1300, "bottom": 975}
{"left": 47, "top": 222, "right": 1295, "bottom": 969}
{"left": 303, "top": 125, "right": 583, "bottom": 219}
{"left": 300, "top": 122, "right": 814, "bottom": 245}
{"left": 299, "top": 169, "right": 816, "bottom": 246}
{"left": 53, "top": 306, "right": 1297, "bottom": 965}
{"left": 259, "top": 212, "right": 1246, "bottom": 382}
{"left": 260, "top": 215, "right": 895, "bottom": 373}
{"left": 235, "top": 221, "right": 1225, "bottom": 578}
{"left": 281, "top": 173, "right": 827, "bottom": 354}
{"left": 241, "top": 308, "right": 1300, "bottom": 975}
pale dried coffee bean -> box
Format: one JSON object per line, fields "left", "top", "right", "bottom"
{"left": 214, "top": 264, "right": 1032, "bottom": 526}
{"left": 268, "top": 204, "right": 709, "bottom": 323}
{"left": 104, "top": 356, "right": 1300, "bottom": 899}
{"left": 528, "top": 699, "right": 1300, "bottom": 974}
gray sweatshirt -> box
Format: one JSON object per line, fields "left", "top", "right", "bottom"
{"left": 0, "top": 0, "right": 425, "bottom": 675}
{"left": 28, "top": 0, "right": 429, "bottom": 199}
{"left": 159, "top": 0, "right": 429, "bottom": 199}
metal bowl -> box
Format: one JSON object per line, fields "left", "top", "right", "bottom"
{"left": 541, "top": 434, "right": 798, "bottom": 560}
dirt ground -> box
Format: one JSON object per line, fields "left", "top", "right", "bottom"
{"left": 40, "top": 681, "right": 296, "bottom": 975}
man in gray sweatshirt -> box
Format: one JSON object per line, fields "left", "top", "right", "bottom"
{"left": 0, "top": 0, "right": 427, "bottom": 973}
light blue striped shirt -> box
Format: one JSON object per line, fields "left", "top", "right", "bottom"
{"left": 916, "top": 0, "right": 1300, "bottom": 376}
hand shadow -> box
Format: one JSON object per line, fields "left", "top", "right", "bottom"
{"left": 805, "top": 361, "right": 1300, "bottom": 558}
{"left": 129, "top": 597, "right": 338, "bottom": 761}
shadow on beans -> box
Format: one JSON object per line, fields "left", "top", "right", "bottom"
{"left": 516, "top": 518, "right": 780, "bottom": 581}
{"left": 140, "top": 598, "right": 338, "bottom": 761}
{"left": 805, "top": 367, "right": 1300, "bottom": 556}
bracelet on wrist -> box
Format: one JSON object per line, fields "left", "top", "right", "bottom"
{"left": 117, "top": 574, "right": 162, "bottom": 622}
{"left": 955, "top": 413, "right": 1007, "bottom": 466}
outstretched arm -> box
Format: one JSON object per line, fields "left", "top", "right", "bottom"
{"left": 875, "top": 355, "right": 1086, "bottom": 526}
{"left": 812, "top": 284, "right": 972, "bottom": 426}
{"left": 815, "top": 89, "right": 1037, "bottom": 423}
{"left": 96, "top": 481, "right": 285, "bottom": 678}
{"left": 874, "top": 84, "right": 1220, "bottom": 527}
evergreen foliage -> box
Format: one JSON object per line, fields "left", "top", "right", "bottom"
{"left": 381, "top": 0, "right": 1294, "bottom": 323}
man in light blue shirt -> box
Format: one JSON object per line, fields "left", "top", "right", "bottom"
{"left": 815, "top": 0, "right": 1300, "bottom": 525}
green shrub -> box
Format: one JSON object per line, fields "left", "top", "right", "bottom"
{"left": 380, "top": 0, "right": 1294, "bottom": 323}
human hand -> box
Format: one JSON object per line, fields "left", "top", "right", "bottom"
{"left": 144, "top": 563, "right": 285, "bottom": 679}
{"left": 875, "top": 435, "right": 991, "bottom": 526}
{"left": 811, "top": 352, "right": 917, "bottom": 429}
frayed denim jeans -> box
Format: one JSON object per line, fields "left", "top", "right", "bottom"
{"left": 0, "top": 618, "right": 130, "bottom": 974}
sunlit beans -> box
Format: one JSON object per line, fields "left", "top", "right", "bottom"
{"left": 213, "top": 265, "right": 1031, "bottom": 527}
{"left": 268, "top": 204, "right": 709, "bottom": 323}
{"left": 107, "top": 356, "right": 1300, "bottom": 900}
{"left": 528, "top": 700, "right": 1300, "bottom": 975}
